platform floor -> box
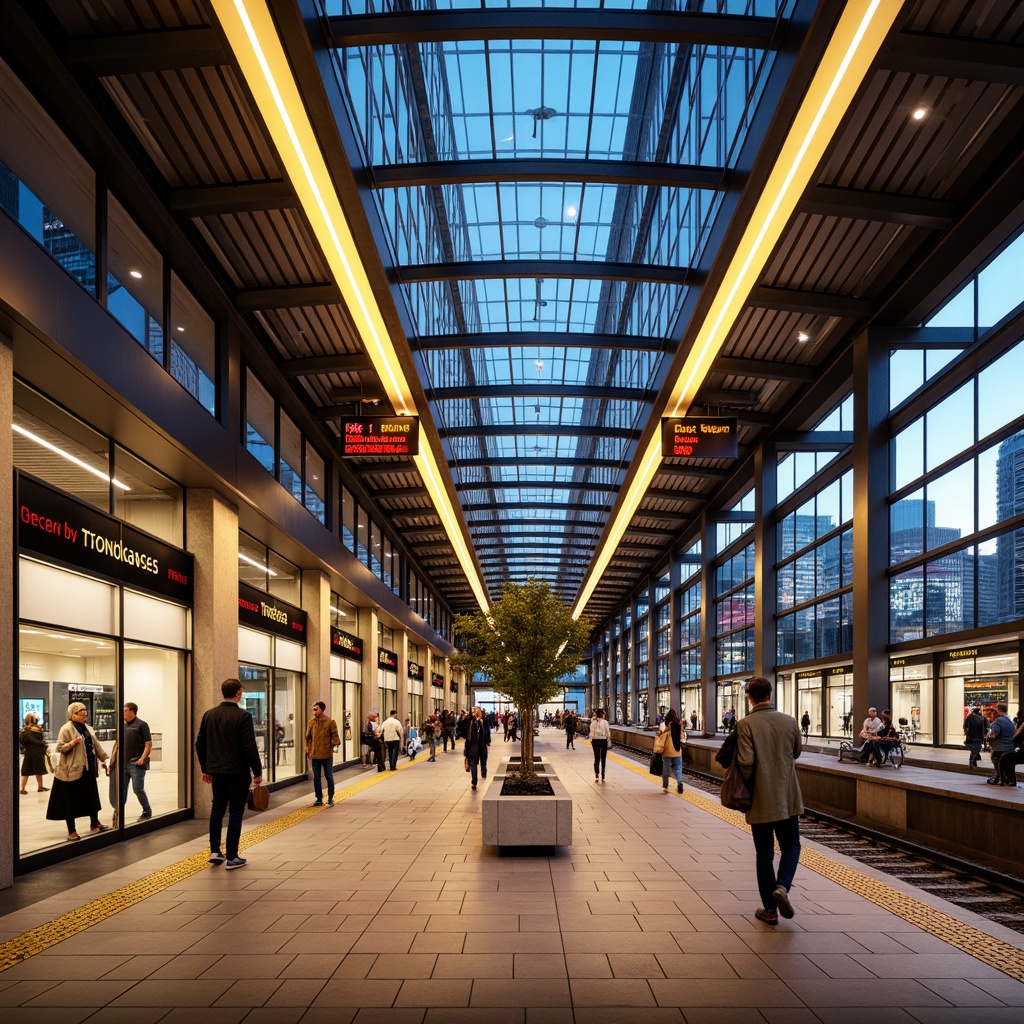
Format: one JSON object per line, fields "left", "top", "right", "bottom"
{"left": 2, "top": 731, "right": 1024, "bottom": 1023}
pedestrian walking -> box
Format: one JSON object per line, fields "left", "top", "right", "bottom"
{"left": 986, "top": 703, "right": 1016, "bottom": 785}
{"left": 305, "top": 700, "right": 340, "bottom": 806}
{"left": 565, "top": 711, "right": 576, "bottom": 749}
{"left": 464, "top": 706, "right": 490, "bottom": 790}
{"left": 195, "top": 678, "right": 264, "bottom": 870}
{"left": 590, "top": 706, "right": 611, "bottom": 782}
{"left": 118, "top": 703, "right": 153, "bottom": 822}
{"left": 659, "top": 708, "right": 684, "bottom": 794}
{"left": 963, "top": 705, "right": 986, "bottom": 768}
{"left": 19, "top": 711, "right": 49, "bottom": 794}
{"left": 735, "top": 676, "right": 803, "bottom": 926}
{"left": 381, "top": 710, "right": 403, "bottom": 771}
{"left": 46, "top": 703, "right": 110, "bottom": 842}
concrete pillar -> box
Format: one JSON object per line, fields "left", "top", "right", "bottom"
{"left": 754, "top": 443, "right": 779, "bottom": 685}
{"left": 360, "top": 605, "right": 379, "bottom": 718}
{"left": 397, "top": 628, "right": 409, "bottom": 725}
{"left": 302, "top": 568, "right": 331, "bottom": 709}
{"left": 186, "top": 488, "right": 239, "bottom": 818}
{"left": 0, "top": 331, "right": 13, "bottom": 889}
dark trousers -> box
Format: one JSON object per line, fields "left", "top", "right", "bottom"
{"left": 999, "top": 748, "right": 1022, "bottom": 784}
{"left": 210, "top": 773, "right": 250, "bottom": 859}
{"left": 386, "top": 740, "right": 400, "bottom": 771}
{"left": 479, "top": 744, "right": 488, "bottom": 778}
{"left": 751, "top": 815, "right": 801, "bottom": 911}
{"left": 592, "top": 740, "right": 608, "bottom": 777}
{"left": 566, "top": 732, "right": 575, "bottom": 749}
{"left": 311, "top": 757, "right": 335, "bottom": 801}
{"left": 965, "top": 739, "right": 982, "bottom": 766}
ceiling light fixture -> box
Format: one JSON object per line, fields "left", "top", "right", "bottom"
{"left": 911, "top": 106, "right": 928, "bottom": 120}
{"left": 797, "top": 331, "right": 811, "bottom": 342}
{"left": 573, "top": 0, "right": 903, "bottom": 619}
{"left": 12, "top": 423, "right": 131, "bottom": 491}
{"left": 213, "top": 0, "right": 489, "bottom": 614}
{"left": 129, "top": 270, "right": 143, "bottom": 279}
{"left": 238, "top": 551, "right": 278, "bottom": 576}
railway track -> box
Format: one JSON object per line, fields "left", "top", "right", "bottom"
{"left": 612, "top": 740, "right": 1024, "bottom": 935}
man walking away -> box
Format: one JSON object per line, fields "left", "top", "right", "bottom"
{"left": 121, "top": 703, "right": 153, "bottom": 822}
{"left": 381, "top": 710, "right": 403, "bottom": 771}
{"left": 196, "top": 679, "right": 263, "bottom": 870}
{"left": 735, "top": 676, "right": 803, "bottom": 926}
{"left": 963, "top": 705, "right": 986, "bottom": 768}
{"left": 305, "top": 701, "right": 340, "bottom": 806}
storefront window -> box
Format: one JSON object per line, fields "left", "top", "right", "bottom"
{"left": 891, "top": 660, "right": 934, "bottom": 744}
{"left": 937, "top": 648, "right": 1017, "bottom": 745}
{"left": 114, "top": 446, "right": 184, "bottom": 548}
{"left": 796, "top": 673, "right": 822, "bottom": 737}
{"left": 826, "top": 669, "right": 853, "bottom": 737}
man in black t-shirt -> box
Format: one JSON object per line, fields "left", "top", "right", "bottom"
{"left": 121, "top": 703, "right": 153, "bottom": 821}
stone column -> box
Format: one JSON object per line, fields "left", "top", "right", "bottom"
{"left": 186, "top": 488, "right": 239, "bottom": 818}
{"left": 0, "top": 331, "right": 14, "bottom": 888}
{"left": 302, "top": 568, "right": 331, "bottom": 708}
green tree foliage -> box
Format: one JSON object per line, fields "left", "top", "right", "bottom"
{"left": 453, "top": 580, "right": 594, "bottom": 776}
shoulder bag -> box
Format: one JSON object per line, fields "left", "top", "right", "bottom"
{"left": 648, "top": 751, "right": 664, "bottom": 776}
{"left": 247, "top": 783, "right": 270, "bottom": 813}
{"left": 653, "top": 730, "right": 668, "bottom": 754}
{"left": 720, "top": 763, "right": 753, "bottom": 811}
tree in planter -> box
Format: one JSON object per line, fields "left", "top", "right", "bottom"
{"left": 453, "top": 579, "right": 594, "bottom": 779}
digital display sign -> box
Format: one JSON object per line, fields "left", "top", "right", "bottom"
{"left": 661, "top": 417, "right": 738, "bottom": 459}
{"left": 341, "top": 417, "right": 419, "bottom": 457}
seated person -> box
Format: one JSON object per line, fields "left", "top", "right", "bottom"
{"left": 857, "top": 707, "right": 883, "bottom": 762}
{"left": 868, "top": 711, "right": 900, "bottom": 765}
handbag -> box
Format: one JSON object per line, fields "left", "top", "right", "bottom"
{"left": 247, "top": 784, "right": 270, "bottom": 812}
{"left": 648, "top": 751, "right": 663, "bottom": 776}
{"left": 720, "top": 763, "right": 753, "bottom": 811}
{"left": 653, "top": 730, "right": 668, "bottom": 755}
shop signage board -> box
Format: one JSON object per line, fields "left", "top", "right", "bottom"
{"left": 408, "top": 660, "right": 425, "bottom": 681}
{"left": 331, "top": 627, "right": 363, "bottom": 661}
{"left": 378, "top": 647, "right": 398, "bottom": 672}
{"left": 661, "top": 417, "right": 738, "bottom": 459}
{"left": 432, "top": 672, "right": 445, "bottom": 688}
{"left": 17, "top": 473, "right": 194, "bottom": 603}
{"left": 341, "top": 417, "right": 419, "bottom": 457}
{"left": 238, "top": 582, "right": 307, "bottom": 642}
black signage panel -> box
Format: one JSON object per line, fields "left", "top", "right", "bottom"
{"left": 450, "top": 681, "right": 458, "bottom": 693}
{"left": 330, "top": 627, "right": 363, "bottom": 661}
{"left": 661, "top": 417, "right": 738, "bottom": 459}
{"left": 408, "top": 660, "right": 425, "bottom": 681}
{"left": 432, "top": 673, "right": 445, "bottom": 689}
{"left": 238, "top": 582, "right": 307, "bottom": 643}
{"left": 341, "top": 417, "right": 419, "bottom": 457}
{"left": 378, "top": 646, "right": 398, "bottom": 672}
{"left": 17, "top": 474, "right": 194, "bottom": 603}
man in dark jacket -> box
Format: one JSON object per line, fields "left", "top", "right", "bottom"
{"left": 963, "top": 706, "right": 986, "bottom": 768}
{"left": 196, "top": 678, "right": 263, "bottom": 870}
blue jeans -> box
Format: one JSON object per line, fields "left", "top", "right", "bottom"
{"left": 311, "top": 757, "right": 335, "bottom": 802}
{"left": 662, "top": 755, "right": 682, "bottom": 788}
{"left": 751, "top": 815, "right": 801, "bottom": 911}
{"left": 210, "top": 773, "right": 250, "bottom": 860}
{"left": 468, "top": 754, "right": 481, "bottom": 786}
{"left": 121, "top": 762, "right": 152, "bottom": 815}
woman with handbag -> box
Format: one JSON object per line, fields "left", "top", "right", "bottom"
{"left": 45, "top": 702, "right": 110, "bottom": 842}
{"left": 590, "top": 707, "right": 611, "bottom": 782}
{"left": 19, "top": 711, "right": 49, "bottom": 794}
{"left": 659, "top": 708, "right": 685, "bottom": 794}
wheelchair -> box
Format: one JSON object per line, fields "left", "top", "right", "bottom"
{"left": 837, "top": 738, "right": 904, "bottom": 769}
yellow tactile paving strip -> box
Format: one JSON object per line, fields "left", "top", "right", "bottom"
{"left": 0, "top": 762, "right": 398, "bottom": 973}
{"left": 2, "top": 746, "right": 1022, "bottom": 985}
{"left": 612, "top": 745, "right": 1024, "bottom": 982}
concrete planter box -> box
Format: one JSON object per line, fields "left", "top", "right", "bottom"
{"left": 482, "top": 756, "right": 573, "bottom": 849}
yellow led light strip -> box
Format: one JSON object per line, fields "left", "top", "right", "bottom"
{"left": 213, "top": 0, "right": 489, "bottom": 613}
{"left": 572, "top": 0, "right": 900, "bottom": 620}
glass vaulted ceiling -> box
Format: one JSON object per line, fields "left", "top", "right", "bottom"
{"left": 322, "top": 0, "right": 791, "bottom": 603}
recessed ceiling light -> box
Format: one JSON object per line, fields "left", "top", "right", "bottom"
{"left": 797, "top": 331, "right": 811, "bottom": 342}
{"left": 911, "top": 107, "right": 928, "bottom": 121}
{"left": 129, "top": 269, "right": 143, "bottom": 279}
{"left": 176, "top": 326, "right": 185, "bottom": 332}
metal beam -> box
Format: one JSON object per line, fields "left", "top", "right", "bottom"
{"left": 330, "top": 11, "right": 780, "bottom": 48}
{"left": 236, "top": 284, "right": 340, "bottom": 310}
{"left": 63, "top": 27, "right": 224, "bottom": 75}
{"left": 881, "top": 34, "right": 1024, "bottom": 87}
{"left": 655, "top": 466, "right": 730, "bottom": 482}
{"left": 445, "top": 424, "right": 635, "bottom": 440}
{"left": 168, "top": 181, "right": 297, "bottom": 216}
{"left": 398, "top": 260, "right": 693, "bottom": 286}
{"left": 374, "top": 487, "right": 430, "bottom": 499}
{"left": 430, "top": 384, "right": 648, "bottom": 402}
{"left": 714, "top": 356, "right": 817, "bottom": 383}
{"left": 415, "top": 331, "right": 669, "bottom": 352}
{"left": 642, "top": 488, "right": 707, "bottom": 503}
{"left": 773, "top": 431, "right": 853, "bottom": 451}
{"left": 694, "top": 388, "right": 760, "bottom": 406}
{"left": 472, "top": 540, "right": 596, "bottom": 551}
{"left": 749, "top": 286, "right": 873, "bottom": 318}
{"left": 463, "top": 502, "right": 609, "bottom": 515}
{"left": 803, "top": 184, "right": 957, "bottom": 230}
{"left": 455, "top": 457, "right": 623, "bottom": 469}
{"left": 372, "top": 158, "right": 728, "bottom": 190}
{"left": 469, "top": 519, "right": 606, "bottom": 531}
{"left": 280, "top": 354, "right": 373, "bottom": 377}
{"left": 456, "top": 480, "right": 617, "bottom": 492}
